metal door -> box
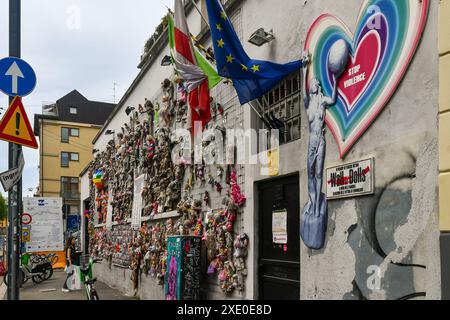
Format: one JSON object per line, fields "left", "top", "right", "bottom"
{"left": 258, "top": 174, "right": 300, "bottom": 300}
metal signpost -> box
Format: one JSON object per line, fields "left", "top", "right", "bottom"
{"left": 0, "top": 0, "right": 39, "bottom": 300}
{"left": 6, "top": 0, "right": 21, "bottom": 301}
{"left": 1, "top": 1, "right": 37, "bottom": 300}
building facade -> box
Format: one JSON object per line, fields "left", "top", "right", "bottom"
{"left": 439, "top": 0, "right": 450, "bottom": 301}
{"left": 80, "top": 0, "right": 448, "bottom": 300}
{"left": 34, "top": 90, "right": 115, "bottom": 235}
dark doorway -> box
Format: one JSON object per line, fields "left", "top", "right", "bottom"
{"left": 258, "top": 174, "right": 300, "bottom": 300}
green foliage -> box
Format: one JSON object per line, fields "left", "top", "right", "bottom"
{"left": 0, "top": 194, "right": 7, "bottom": 222}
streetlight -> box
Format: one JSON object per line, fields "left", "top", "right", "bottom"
{"left": 161, "top": 55, "right": 172, "bottom": 66}
{"left": 125, "top": 106, "right": 135, "bottom": 116}
{"left": 105, "top": 129, "right": 116, "bottom": 146}
{"left": 248, "top": 28, "right": 275, "bottom": 47}
{"left": 105, "top": 130, "right": 115, "bottom": 135}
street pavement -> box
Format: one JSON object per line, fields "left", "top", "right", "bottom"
{"left": 1, "top": 270, "right": 136, "bottom": 300}
{"left": 0, "top": 276, "right": 5, "bottom": 299}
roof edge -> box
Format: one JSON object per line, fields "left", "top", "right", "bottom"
{"left": 92, "top": 1, "right": 198, "bottom": 145}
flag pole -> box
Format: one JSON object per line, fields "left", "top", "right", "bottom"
{"left": 220, "top": 91, "right": 264, "bottom": 120}
{"left": 188, "top": 0, "right": 266, "bottom": 123}
{"left": 190, "top": 0, "right": 210, "bottom": 29}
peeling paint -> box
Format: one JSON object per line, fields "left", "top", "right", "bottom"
{"left": 302, "top": 200, "right": 357, "bottom": 300}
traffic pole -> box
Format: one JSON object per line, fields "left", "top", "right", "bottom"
{"left": 7, "top": 0, "right": 21, "bottom": 301}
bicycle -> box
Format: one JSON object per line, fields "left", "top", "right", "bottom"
{"left": 3, "top": 253, "right": 53, "bottom": 285}
{"left": 79, "top": 255, "right": 102, "bottom": 300}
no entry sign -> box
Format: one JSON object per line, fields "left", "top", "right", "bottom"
{"left": 22, "top": 213, "right": 32, "bottom": 225}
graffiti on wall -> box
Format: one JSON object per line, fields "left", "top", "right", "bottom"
{"left": 345, "top": 144, "right": 436, "bottom": 300}
{"left": 165, "top": 236, "right": 201, "bottom": 300}
{"left": 300, "top": 0, "right": 430, "bottom": 250}
{"left": 304, "top": 0, "right": 430, "bottom": 158}
{"left": 182, "top": 237, "right": 202, "bottom": 300}
{"left": 166, "top": 237, "right": 182, "bottom": 300}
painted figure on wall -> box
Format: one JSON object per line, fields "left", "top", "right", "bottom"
{"left": 301, "top": 40, "right": 349, "bottom": 250}
{"left": 303, "top": 0, "right": 430, "bottom": 158}
{"left": 166, "top": 256, "right": 179, "bottom": 300}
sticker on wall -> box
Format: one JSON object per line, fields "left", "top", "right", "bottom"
{"left": 106, "top": 189, "right": 113, "bottom": 230}
{"left": 131, "top": 175, "right": 145, "bottom": 229}
{"left": 304, "top": 0, "right": 430, "bottom": 158}
{"left": 326, "top": 158, "right": 374, "bottom": 200}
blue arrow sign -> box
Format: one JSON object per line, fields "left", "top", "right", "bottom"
{"left": 0, "top": 57, "right": 37, "bottom": 97}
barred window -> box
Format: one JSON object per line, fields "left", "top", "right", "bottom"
{"left": 257, "top": 70, "right": 302, "bottom": 148}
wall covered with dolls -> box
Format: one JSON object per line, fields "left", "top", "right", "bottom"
{"left": 84, "top": 67, "right": 250, "bottom": 299}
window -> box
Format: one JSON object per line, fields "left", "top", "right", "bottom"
{"left": 70, "top": 206, "right": 80, "bottom": 214}
{"left": 61, "top": 177, "right": 79, "bottom": 199}
{"left": 70, "top": 107, "right": 78, "bottom": 115}
{"left": 61, "top": 152, "right": 69, "bottom": 167}
{"left": 257, "top": 70, "right": 302, "bottom": 150}
{"left": 70, "top": 153, "right": 79, "bottom": 161}
{"left": 62, "top": 152, "right": 80, "bottom": 166}
{"left": 62, "top": 127, "right": 79, "bottom": 142}
{"left": 61, "top": 128, "right": 69, "bottom": 143}
{"left": 70, "top": 128, "right": 79, "bottom": 137}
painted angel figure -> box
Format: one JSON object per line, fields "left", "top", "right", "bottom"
{"left": 300, "top": 40, "right": 349, "bottom": 250}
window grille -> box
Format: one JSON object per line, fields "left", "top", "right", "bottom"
{"left": 257, "top": 70, "right": 302, "bottom": 148}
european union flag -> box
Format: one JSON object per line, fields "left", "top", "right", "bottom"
{"left": 205, "top": 0, "right": 303, "bottom": 105}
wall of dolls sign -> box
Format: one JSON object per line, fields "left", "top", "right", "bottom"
{"left": 87, "top": 75, "right": 249, "bottom": 297}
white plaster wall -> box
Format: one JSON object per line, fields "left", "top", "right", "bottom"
{"left": 241, "top": 0, "right": 441, "bottom": 300}
{"left": 80, "top": 0, "right": 441, "bottom": 300}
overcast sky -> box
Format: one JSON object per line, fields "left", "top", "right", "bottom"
{"left": 0, "top": 0, "right": 173, "bottom": 198}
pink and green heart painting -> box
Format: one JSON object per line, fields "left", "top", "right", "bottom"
{"left": 304, "top": 0, "right": 430, "bottom": 158}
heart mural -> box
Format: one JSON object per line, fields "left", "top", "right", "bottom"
{"left": 304, "top": 0, "right": 429, "bottom": 158}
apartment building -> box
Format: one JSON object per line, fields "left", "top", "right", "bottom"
{"left": 34, "top": 90, "right": 115, "bottom": 234}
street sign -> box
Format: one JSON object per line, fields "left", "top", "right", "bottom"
{"left": 0, "top": 150, "right": 24, "bottom": 192}
{"left": 21, "top": 227, "right": 30, "bottom": 243}
{"left": 23, "top": 197, "right": 64, "bottom": 253}
{"left": 326, "top": 158, "right": 375, "bottom": 200}
{"left": 0, "top": 57, "right": 36, "bottom": 97}
{"left": 21, "top": 213, "right": 32, "bottom": 225}
{"left": 0, "top": 96, "right": 38, "bottom": 149}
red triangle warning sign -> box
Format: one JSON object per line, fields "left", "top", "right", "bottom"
{"left": 0, "top": 96, "right": 38, "bottom": 149}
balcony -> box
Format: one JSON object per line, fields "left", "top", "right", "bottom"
{"left": 42, "top": 102, "right": 58, "bottom": 116}
{"left": 60, "top": 191, "right": 81, "bottom": 200}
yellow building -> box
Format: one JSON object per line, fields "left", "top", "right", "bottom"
{"left": 440, "top": 0, "right": 450, "bottom": 300}
{"left": 34, "top": 90, "right": 115, "bottom": 226}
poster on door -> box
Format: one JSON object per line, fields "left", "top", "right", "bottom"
{"left": 67, "top": 215, "right": 80, "bottom": 233}
{"left": 23, "top": 197, "right": 64, "bottom": 252}
{"left": 272, "top": 210, "right": 288, "bottom": 244}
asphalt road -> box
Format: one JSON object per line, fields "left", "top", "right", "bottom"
{"left": 2, "top": 270, "right": 136, "bottom": 300}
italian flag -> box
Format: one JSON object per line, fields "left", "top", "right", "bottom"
{"left": 168, "top": 0, "right": 221, "bottom": 130}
